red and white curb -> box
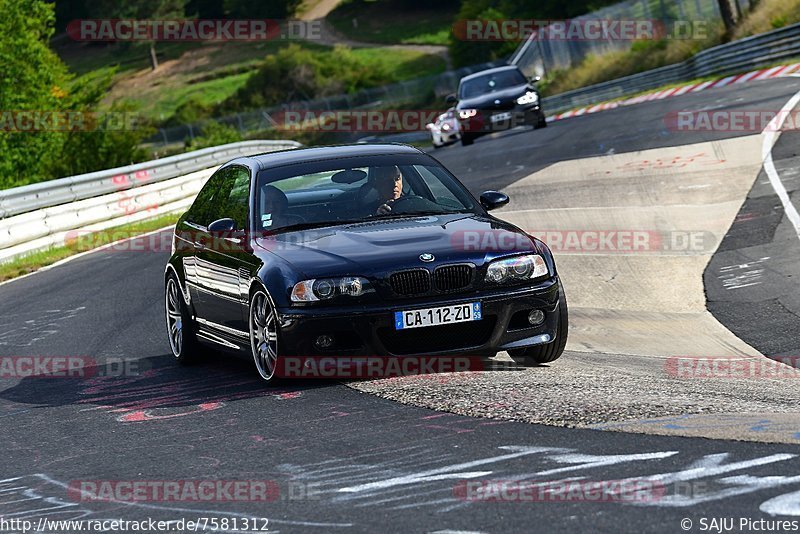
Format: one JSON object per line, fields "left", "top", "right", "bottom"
{"left": 547, "top": 62, "right": 800, "bottom": 122}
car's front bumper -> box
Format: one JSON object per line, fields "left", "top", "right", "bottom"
{"left": 460, "top": 104, "right": 544, "bottom": 135}
{"left": 276, "top": 277, "right": 562, "bottom": 358}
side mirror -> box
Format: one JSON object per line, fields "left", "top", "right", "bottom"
{"left": 208, "top": 217, "right": 246, "bottom": 243}
{"left": 445, "top": 94, "right": 457, "bottom": 105}
{"left": 208, "top": 218, "right": 237, "bottom": 233}
{"left": 479, "top": 191, "right": 509, "bottom": 211}
{"left": 530, "top": 75, "right": 541, "bottom": 83}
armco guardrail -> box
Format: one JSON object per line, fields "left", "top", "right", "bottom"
{"left": 0, "top": 139, "right": 301, "bottom": 264}
{"left": 0, "top": 140, "right": 300, "bottom": 220}
{"left": 531, "top": 21, "right": 800, "bottom": 113}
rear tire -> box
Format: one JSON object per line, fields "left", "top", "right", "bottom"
{"left": 461, "top": 134, "right": 475, "bottom": 146}
{"left": 508, "top": 286, "right": 568, "bottom": 366}
{"left": 165, "top": 272, "right": 201, "bottom": 364}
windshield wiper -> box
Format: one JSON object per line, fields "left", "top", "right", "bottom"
{"left": 266, "top": 219, "right": 367, "bottom": 234}
{"left": 367, "top": 209, "right": 473, "bottom": 220}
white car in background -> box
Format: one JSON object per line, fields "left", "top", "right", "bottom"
{"left": 426, "top": 108, "right": 460, "bottom": 148}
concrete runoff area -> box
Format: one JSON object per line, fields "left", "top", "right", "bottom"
{"left": 348, "top": 134, "right": 800, "bottom": 443}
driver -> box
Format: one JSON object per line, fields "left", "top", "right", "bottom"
{"left": 369, "top": 165, "right": 404, "bottom": 215}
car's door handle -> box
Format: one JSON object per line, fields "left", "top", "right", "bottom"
{"left": 193, "top": 241, "right": 205, "bottom": 250}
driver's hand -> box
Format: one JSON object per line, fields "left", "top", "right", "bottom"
{"left": 376, "top": 201, "right": 394, "bottom": 215}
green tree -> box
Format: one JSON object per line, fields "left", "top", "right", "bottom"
{"left": 0, "top": 0, "right": 152, "bottom": 189}
{"left": 0, "top": 0, "right": 70, "bottom": 187}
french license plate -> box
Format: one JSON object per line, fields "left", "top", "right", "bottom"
{"left": 491, "top": 111, "right": 512, "bottom": 122}
{"left": 394, "top": 302, "right": 482, "bottom": 330}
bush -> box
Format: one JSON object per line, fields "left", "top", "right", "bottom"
{"left": 165, "top": 98, "right": 215, "bottom": 127}
{"left": 218, "top": 44, "right": 392, "bottom": 113}
{"left": 186, "top": 121, "right": 243, "bottom": 151}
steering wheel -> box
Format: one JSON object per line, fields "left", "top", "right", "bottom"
{"left": 386, "top": 195, "right": 427, "bottom": 212}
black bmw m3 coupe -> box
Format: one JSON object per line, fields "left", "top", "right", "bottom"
{"left": 164, "top": 143, "right": 568, "bottom": 382}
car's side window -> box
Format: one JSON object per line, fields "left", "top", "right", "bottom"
{"left": 211, "top": 165, "right": 251, "bottom": 231}
{"left": 186, "top": 170, "right": 227, "bottom": 228}
{"left": 414, "top": 165, "right": 463, "bottom": 208}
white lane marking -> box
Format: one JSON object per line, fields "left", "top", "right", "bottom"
{"left": 645, "top": 453, "right": 797, "bottom": 484}
{"left": 338, "top": 446, "right": 558, "bottom": 493}
{"left": 0, "top": 224, "right": 175, "bottom": 289}
{"left": 761, "top": 89, "right": 800, "bottom": 242}
{"left": 532, "top": 451, "right": 679, "bottom": 476}
{"left": 718, "top": 257, "right": 770, "bottom": 290}
{"left": 761, "top": 486, "right": 800, "bottom": 516}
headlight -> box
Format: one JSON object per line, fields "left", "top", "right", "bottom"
{"left": 291, "top": 276, "right": 373, "bottom": 302}
{"left": 485, "top": 254, "right": 548, "bottom": 284}
{"left": 441, "top": 123, "right": 450, "bottom": 131}
{"left": 516, "top": 91, "right": 539, "bottom": 105}
{"left": 459, "top": 109, "right": 478, "bottom": 119}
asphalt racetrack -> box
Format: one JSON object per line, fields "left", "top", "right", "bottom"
{"left": 2, "top": 76, "right": 800, "bottom": 532}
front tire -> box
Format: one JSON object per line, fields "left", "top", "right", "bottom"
{"left": 508, "top": 286, "right": 568, "bottom": 365}
{"left": 461, "top": 134, "right": 475, "bottom": 146}
{"left": 534, "top": 111, "right": 548, "bottom": 129}
{"left": 249, "top": 289, "right": 281, "bottom": 382}
{"left": 165, "top": 273, "right": 201, "bottom": 364}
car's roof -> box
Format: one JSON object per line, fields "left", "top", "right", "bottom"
{"left": 232, "top": 143, "right": 424, "bottom": 172}
{"left": 459, "top": 64, "right": 519, "bottom": 83}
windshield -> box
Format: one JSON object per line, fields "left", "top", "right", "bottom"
{"left": 255, "top": 157, "right": 480, "bottom": 233}
{"left": 459, "top": 69, "right": 527, "bottom": 99}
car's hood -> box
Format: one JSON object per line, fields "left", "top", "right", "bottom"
{"left": 254, "top": 213, "right": 538, "bottom": 278}
{"left": 458, "top": 84, "right": 533, "bottom": 110}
